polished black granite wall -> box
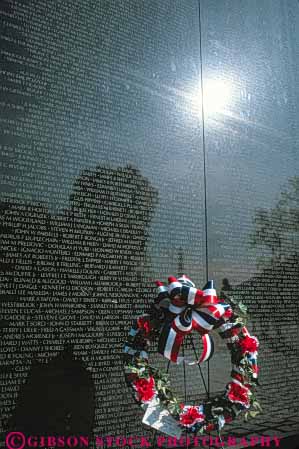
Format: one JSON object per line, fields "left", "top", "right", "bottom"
{"left": 0, "top": 0, "right": 298, "bottom": 447}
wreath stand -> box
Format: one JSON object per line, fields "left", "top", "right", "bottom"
{"left": 149, "top": 332, "right": 218, "bottom": 449}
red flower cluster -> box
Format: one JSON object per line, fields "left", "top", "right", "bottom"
{"left": 223, "top": 307, "right": 233, "bottom": 319}
{"left": 231, "top": 373, "right": 244, "bottom": 383}
{"left": 137, "top": 317, "right": 152, "bottom": 337}
{"left": 227, "top": 382, "right": 250, "bottom": 408}
{"left": 238, "top": 335, "right": 259, "bottom": 354}
{"left": 133, "top": 376, "right": 156, "bottom": 403}
{"left": 179, "top": 406, "right": 205, "bottom": 428}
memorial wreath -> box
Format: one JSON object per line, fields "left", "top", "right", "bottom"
{"left": 123, "top": 275, "right": 261, "bottom": 435}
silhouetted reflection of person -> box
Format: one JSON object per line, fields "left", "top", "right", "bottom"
{"left": 220, "top": 278, "right": 232, "bottom": 301}
{"left": 8, "top": 344, "right": 95, "bottom": 439}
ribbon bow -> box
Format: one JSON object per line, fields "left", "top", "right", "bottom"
{"left": 156, "top": 276, "right": 231, "bottom": 365}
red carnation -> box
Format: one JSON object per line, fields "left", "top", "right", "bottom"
{"left": 137, "top": 317, "right": 152, "bottom": 337}
{"left": 223, "top": 308, "right": 233, "bottom": 319}
{"left": 227, "top": 382, "right": 250, "bottom": 408}
{"left": 179, "top": 406, "right": 205, "bottom": 428}
{"left": 238, "top": 335, "right": 259, "bottom": 354}
{"left": 133, "top": 376, "right": 156, "bottom": 403}
{"left": 232, "top": 373, "right": 244, "bottom": 383}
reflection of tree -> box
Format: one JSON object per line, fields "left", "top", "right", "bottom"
{"left": 234, "top": 177, "right": 299, "bottom": 354}
{"left": 250, "top": 176, "right": 299, "bottom": 264}
{"left": 0, "top": 164, "right": 158, "bottom": 435}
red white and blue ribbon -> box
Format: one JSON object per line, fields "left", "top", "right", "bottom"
{"left": 156, "top": 277, "right": 232, "bottom": 365}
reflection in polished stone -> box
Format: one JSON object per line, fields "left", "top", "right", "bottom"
{"left": 0, "top": 0, "right": 298, "bottom": 444}
{"left": 201, "top": 0, "right": 299, "bottom": 436}
{"left": 190, "top": 78, "right": 234, "bottom": 117}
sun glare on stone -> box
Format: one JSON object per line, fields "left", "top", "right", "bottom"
{"left": 191, "top": 78, "right": 232, "bottom": 116}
